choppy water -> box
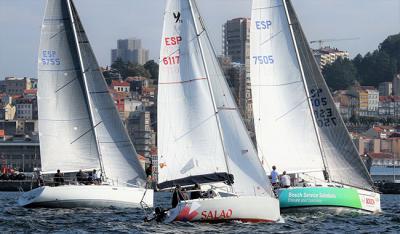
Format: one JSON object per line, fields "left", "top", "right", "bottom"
{"left": 0, "top": 192, "right": 399, "bottom": 233}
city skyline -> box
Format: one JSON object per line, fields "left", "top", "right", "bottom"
{"left": 0, "top": 0, "right": 399, "bottom": 79}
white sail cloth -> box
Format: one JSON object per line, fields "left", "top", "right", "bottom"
{"left": 284, "top": 0, "right": 373, "bottom": 190}
{"left": 38, "top": 0, "right": 100, "bottom": 173}
{"left": 250, "top": 0, "right": 325, "bottom": 174}
{"left": 158, "top": 0, "right": 228, "bottom": 185}
{"left": 38, "top": 0, "right": 146, "bottom": 187}
{"left": 250, "top": 0, "right": 373, "bottom": 190}
{"left": 158, "top": 0, "right": 274, "bottom": 197}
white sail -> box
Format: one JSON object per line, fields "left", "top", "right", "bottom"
{"left": 250, "top": 0, "right": 325, "bottom": 174}
{"left": 158, "top": 0, "right": 228, "bottom": 187}
{"left": 250, "top": 0, "right": 373, "bottom": 190}
{"left": 38, "top": 0, "right": 100, "bottom": 173}
{"left": 284, "top": 0, "right": 373, "bottom": 190}
{"left": 38, "top": 0, "right": 146, "bottom": 187}
{"left": 67, "top": 0, "right": 146, "bottom": 186}
{"left": 158, "top": 0, "right": 273, "bottom": 197}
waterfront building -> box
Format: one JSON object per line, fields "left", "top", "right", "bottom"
{"left": 222, "top": 18, "right": 251, "bottom": 67}
{"left": 4, "top": 103, "right": 16, "bottom": 120}
{"left": 313, "top": 47, "right": 349, "bottom": 69}
{"left": 4, "top": 77, "right": 30, "bottom": 96}
{"left": 111, "top": 80, "right": 130, "bottom": 93}
{"left": 111, "top": 38, "right": 149, "bottom": 65}
{"left": 333, "top": 90, "right": 358, "bottom": 120}
{"left": 349, "top": 86, "right": 379, "bottom": 117}
{"left": 368, "top": 153, "right": 400, "bottom": 182}
{"left": 126, "top": 110, "right": 155, "bottom": 159}
{"left": 379, "top": 82, "right": 392, "bottom": 96}
{"left": 0, "top": 139, "right": 40, "bottom": 172}
{"left": 15, "top": 100, "right": 33, "bottom": 120}
{"left": 126, "top": 76, "right": 150, "bottom": 97}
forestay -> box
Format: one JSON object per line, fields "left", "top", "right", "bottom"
{"left": 284, "top": 0, "right": 373, "bottom": 190}
{"left": 250, "top": 0, "right": 325, "bottom": 175}
{"left": 67, "top": 0, "right": 146, "bottom": 187}
{"left": 38, "top": 0, "right": 100, "bottom": 173}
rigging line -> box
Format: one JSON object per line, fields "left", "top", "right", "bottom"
{"left": 70, "top": 121, "right": 102, "bottom": 145}
{"left": 260, "top": 30, "right": 282, "bottom": 46}
{"left": 50, "top": 28, "right": 66, "bottom": 39}
{"left": 252, "top": 80, "right": 302, "bottom": 87}
{"left": 55, "top": 78, "right": 77, "bottom": 93}
{"left": 159, "top": 77, "right": 207, "bottom": 85}
{"left": 40, "top": 117, "right": 89, "bottom": 122}
{"left": 275, "top": 97, "right": 308, "bottom": 122}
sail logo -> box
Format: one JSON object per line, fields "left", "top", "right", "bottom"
{"left": 201, "top": 209, "right": 233, "bottom": 220}
{"left": 173, "top": 12, "right": 182, "bottom": 23}
{"left": 255, "top": 20, "right": 272, "bottom": 30}
{"left": 175, "top": 203, "right": 200, "bottom": 221}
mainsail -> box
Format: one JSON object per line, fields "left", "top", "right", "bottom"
{"left": 250, "top": 0, "right": 373, "bottom": 190}
{"left": 158, "top": 0, "right": 273, "bottom": 196}
{"left": 38, "top": 0, "right": 146, "bottom": 186}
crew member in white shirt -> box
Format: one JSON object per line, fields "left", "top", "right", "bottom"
{"left": 280, "top": 171, "right": 291, "bottom": 188}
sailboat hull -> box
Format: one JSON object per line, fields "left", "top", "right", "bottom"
{"left": 18, "top": 185, "right": 153, "bottom": 208}
{"left": 277, "top": 186, "right": 381, "bottom": 213}
{"left": 163, "top": 195, "right": 281, "bottom": 223}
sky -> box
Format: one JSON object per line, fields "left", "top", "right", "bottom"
{"left": 0, "top": 0, "right": 399, "bottom": 79}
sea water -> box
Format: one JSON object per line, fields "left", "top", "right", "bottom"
{"left": 0, "top": 192, "right": 399, "bottom": 233}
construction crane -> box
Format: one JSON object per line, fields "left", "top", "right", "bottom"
{"left": 309, "top": 37, "right": 360, "bottom": 49}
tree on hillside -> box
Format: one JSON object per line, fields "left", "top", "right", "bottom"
{"left": 322, "top": 58, "right": 358, "bottom": 91}
{"left": 380, "top": 33, "right": 400, "bottom": 72}
{"left": 110, "top": 59, "right": 150, "bottom": 79}
{"left": 144, "top": 60, "right": 159, "bottom": 81}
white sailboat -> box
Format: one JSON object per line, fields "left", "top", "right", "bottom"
{"left": 18, "top": 0, "right": 153, "bottom": 208}
{"left": 156, "top": 0, "right": 281, "bottom": 222}
{"left": 250, "top": 0, "right": 380, "bottom": 213}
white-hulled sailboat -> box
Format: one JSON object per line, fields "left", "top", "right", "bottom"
{"left": 250, "top": 0, "right": 380, "bottom": 213}
{"left": 18, "top": 0, "right": 153, "bottom": 208}
{"left": 155, "top": 0, "right": 281, "bottom": 223}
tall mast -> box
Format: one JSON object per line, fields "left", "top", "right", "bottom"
{"left": 281, "top": 0, "right": 331, "bottom": 180}
{"left": 66, "top": 0, "right": 106, "bottom": 178}
{"left": 187, "top": 0, "right": 232, "bottom": 178}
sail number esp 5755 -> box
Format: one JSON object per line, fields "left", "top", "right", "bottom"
{"left": 41, "top": 50, "right": 61, "bottom": 66}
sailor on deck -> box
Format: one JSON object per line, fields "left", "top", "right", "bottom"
{"left": 270, "top": 165, "right": 279, "bottom": 187}
{"left": 280, "top": 171, "right": 291, "bottom": 188}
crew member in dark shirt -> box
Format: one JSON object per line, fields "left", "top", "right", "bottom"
{"left": 54, "top": 169, "right": 64, "bottom": 186}
{"left": 171, "top": 185, "right": 185, "bottom": 208}
{"left": 190, "top": 183, "right": 202, "bottom": 200}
